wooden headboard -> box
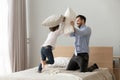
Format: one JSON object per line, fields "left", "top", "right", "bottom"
{"left": 53, "top": 46, "right": 113, "bottom": 72}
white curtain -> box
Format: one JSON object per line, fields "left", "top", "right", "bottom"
{"left": 0, "top": 0, "right": 12, "bottom": 75}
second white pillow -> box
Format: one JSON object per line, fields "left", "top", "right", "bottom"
{"left": 64, "top": 8, "right": 76, "bottom": 35}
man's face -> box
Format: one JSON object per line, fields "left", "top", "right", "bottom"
{"left": 76, "top": 17, "right": 82, "bottom": 27}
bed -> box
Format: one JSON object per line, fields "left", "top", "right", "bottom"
{"left": 0, "top": 46, "right": 114, "bottom": 80}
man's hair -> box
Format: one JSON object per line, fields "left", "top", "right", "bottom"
{"left": 76, "top": 15, "right": 86, "bottom": 23}
{"left": 49, "top": 25, "right": 59, "bottom": 32}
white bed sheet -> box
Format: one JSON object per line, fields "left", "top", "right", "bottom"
{"left": 0, "top": 67, "right": 113, "bottom": 80}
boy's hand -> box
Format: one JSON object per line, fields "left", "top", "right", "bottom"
{"left": 63, "top": 17, "right": 66, "bottom": 22}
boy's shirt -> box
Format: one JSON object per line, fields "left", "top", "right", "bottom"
{"left": 42, "top": 23, "right": 65, "bottom": 49}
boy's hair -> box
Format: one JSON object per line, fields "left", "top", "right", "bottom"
{"left": 49, "top": 25, "right": 59, "bottom": 32}
{"left": 76, "top": 15, "right": 86, "bottom": 23}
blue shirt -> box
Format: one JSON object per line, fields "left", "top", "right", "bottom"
{"left": 70, "top": 25, "right": 91, "bottom": 55}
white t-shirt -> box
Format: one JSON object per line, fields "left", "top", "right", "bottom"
{"left": 42, "top": 23, "right": 64, "bottom": 49}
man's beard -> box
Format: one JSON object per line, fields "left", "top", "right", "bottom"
{"left": 77, "top": 24, "right": 82, "bottom": 28}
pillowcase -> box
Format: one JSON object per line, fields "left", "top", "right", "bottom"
{"left": 47, "top": 57, "right": 70, "bottom": 68}
{"left": 42, "top": 15, "right": 64, "bottom": 28}
{"left": 64, "top": 8, "right": 76, "bottom": 35}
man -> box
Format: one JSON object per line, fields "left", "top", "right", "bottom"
{"left": 66, "top": 15, "right": 98, "bottom": 72}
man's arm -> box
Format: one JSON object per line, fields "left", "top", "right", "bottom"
{"left": 69, "top": 21, "right": 76, "bottom": 37}
{"left": 79, "top": 27, "right": 91, "bottom": 36}
{"left": 70, "top": 21, "right": 75, "bottom": 32}
{"left": 70, "top": 21, "right": 91, "bottom": 36}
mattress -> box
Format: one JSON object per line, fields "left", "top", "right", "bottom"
{"left": 0, "top": 66, "right": 113, "bottom": 80}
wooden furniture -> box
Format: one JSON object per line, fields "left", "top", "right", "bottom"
{"left": 53, "top": 46, "right": 113, "bottom": 73}
{"left": 113, "top": 56, "right": 120, "bottom": 80}
{"left": 114, "top": 68, "right": 120, "bottom": 80}
{"left": 113, "top": 56, "right": 120, "bottom": 64}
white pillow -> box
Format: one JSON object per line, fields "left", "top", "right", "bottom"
{"left": 47, "top": 57, "right": 70, "bottom": 68}
{"left": 42, "top": 15, "right": 64, "bottom": 28}
{"left": 64, "top": 8, "right": 76, "bottom": 35}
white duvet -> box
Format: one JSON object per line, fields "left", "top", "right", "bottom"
{"left": 0, "top": 67, "right": 113, "bottom": 80}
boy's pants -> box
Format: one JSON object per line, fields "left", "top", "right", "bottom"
{"left": 41, "top": 45, "right": 54, "bottom": 64}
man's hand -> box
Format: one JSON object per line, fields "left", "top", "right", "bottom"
{"left": 70, "top": 21, "right": 75, "bottom": 32}
{"left": 70, "top": 21, "right": 74, "bottom": 27}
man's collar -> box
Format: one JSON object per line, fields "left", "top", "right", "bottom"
{"left": 77, "top": 25, "right": 86, "bottom": 29}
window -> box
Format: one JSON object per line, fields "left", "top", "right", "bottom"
{"left": 0, "top": 0, "right": 12, "bottom": 75}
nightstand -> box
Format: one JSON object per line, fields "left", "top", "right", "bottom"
{"left": 113, "top": 56, "right": 120, "bottom": 80}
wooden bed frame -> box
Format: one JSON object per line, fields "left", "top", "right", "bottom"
{"left": 53, "top": 46, "right": 113, "bottom": 73}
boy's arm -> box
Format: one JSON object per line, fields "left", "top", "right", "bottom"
{"left": 56, "top": 17, "right": 66, "bottom": 34}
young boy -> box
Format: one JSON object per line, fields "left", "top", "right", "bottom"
{"left": 38, "top": 17, "right": 65, "bottom": 72}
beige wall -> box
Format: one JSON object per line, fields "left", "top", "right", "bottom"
{"left": 26, "top": 0, "right": 120, "bottom": 68}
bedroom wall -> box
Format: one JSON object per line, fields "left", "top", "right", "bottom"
{"left": 26, "top": 0, "right": 120, "bottom": 68}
